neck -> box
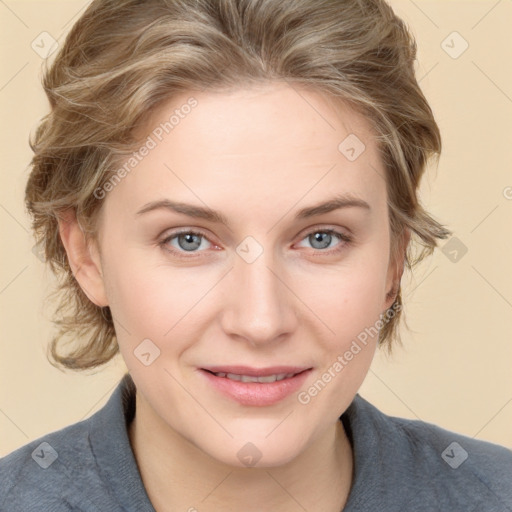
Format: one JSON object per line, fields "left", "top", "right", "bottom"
{"left": 129, "top": 391, "right": 353, "bottom": 512}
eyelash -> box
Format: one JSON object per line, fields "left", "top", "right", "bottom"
{"left": 158, "top": 227, "right": 353, "bottom": 259}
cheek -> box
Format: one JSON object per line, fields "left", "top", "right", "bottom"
{"left": 295, "top": 246, "right": 390, "bottom": 344}
{"left": 101, "top": 250, "right": 216, "bottom": 352}
{"left": 293, "top": 254, "right": 389, "bottom": 411}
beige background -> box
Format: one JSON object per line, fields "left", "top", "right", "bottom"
{"left": 1, "top": 0, "right": 511, "bottom": 456}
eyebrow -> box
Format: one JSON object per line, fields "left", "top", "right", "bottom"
{"left": 135, "top": 194, "right": 371, "bottom": 225}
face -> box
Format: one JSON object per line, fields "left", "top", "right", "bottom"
{"left": 92, "top": 83, "right": 400, "bottom": 468}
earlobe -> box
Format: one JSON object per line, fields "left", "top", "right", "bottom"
{"left": 384, "top": 228, "right": 411, "bottom": 310}
{"left": 57, "top": 208, "right": 109, "bottom": 307}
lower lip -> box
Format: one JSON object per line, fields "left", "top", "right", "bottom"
{"left": 200, "top": 369, "right": 312, "bottom": 406}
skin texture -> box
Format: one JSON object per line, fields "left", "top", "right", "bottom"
{"left": 58, "top": 82, "right": 408, "bottom": 511}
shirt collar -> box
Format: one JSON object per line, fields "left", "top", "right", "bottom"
{"left": 89, "top": 372, "right": 383, "bottom": 511}
{"left": 89, "top": 373, "right": 156, "bottom": 511}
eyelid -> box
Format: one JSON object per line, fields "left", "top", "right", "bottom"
{"left": 159, "top": 224, "right": 353, "bottom": 257}
{"left": 159, "top": 228, "right": 218, "bottom": 255}
{"left": 295, "top": 223, "right": 352, "bottom": 241}
{"left": 293, "top": 226, "right": 353, "bottom": 253}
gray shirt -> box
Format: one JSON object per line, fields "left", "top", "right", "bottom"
{"left": 1, "top": 373, "right": 511, "bottom": 511}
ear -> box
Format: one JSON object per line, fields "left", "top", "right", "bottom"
{"left": 57, "top": 208, "right": 108, "bottom": 307}
{"left": 383, "top": 228, "right": 411, "bottom": 311}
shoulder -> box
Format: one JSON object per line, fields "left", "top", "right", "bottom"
{"left": 0, "top": 374, "right": 148, "bottom": 512}
{"left": 0, "top": 417, "right": 99, "bottom": 511}
{"left": 392, "top": 414, "right": 512, "bottom": 510}
{"left": 388, "top": 404, "right": 512, "bottom": 473}
{"left": 347, "top": 394, "right": 512, "bottom": 510}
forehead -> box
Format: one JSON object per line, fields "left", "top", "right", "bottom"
{"left": 142, "top": 83, "right": 376, "bottom": 160}
{"left": 108, "top": 83, "right": 386, "bottom": 218}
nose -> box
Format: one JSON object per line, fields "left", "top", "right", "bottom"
{"left": 220, "top": 246, "right": 298, "bottom": 347}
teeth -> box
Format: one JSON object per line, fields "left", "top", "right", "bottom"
{"left": 213, "top": 372, "right": 296, "bottom": 383}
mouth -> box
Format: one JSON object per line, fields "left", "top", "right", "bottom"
{"left": 201, "top": 365, "right": 311, "bottom": 377}
{"left": 202, "top": 369, "right": 307, "bottom": 383}
{"left": 199, "top": 366, "right": 313, "bottom": 406}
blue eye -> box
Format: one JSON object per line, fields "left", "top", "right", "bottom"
{"left": 297, "top": 229, "right": 351, "bottom": 252}
{"left": 161, "top": 230, "right": 212, "bottom": 254}
{"left": 159, "top": 227, "right": 352, "bottom": 259}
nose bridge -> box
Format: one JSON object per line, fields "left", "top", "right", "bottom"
{"left": 221, "top": 238, "right": 296, "bottom": 344}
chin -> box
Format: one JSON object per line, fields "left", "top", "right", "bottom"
{"left": 202, "top": 434, "right": 306, "bottom": 470}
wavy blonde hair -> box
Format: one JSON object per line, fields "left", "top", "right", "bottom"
{"left": 25, "top": 0, "right": 451, "bottom": 371}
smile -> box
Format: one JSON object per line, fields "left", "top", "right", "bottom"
{"left": 210, "top": 371, "right": 297, "bottom": 383}
{"left": 200, "top": 368, "right": 312, "bottom": 406}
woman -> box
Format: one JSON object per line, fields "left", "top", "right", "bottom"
{"left": 1, "top": 0, "right": 511, "bottom": 510}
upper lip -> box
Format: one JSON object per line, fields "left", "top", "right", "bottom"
{"left": 202, "top": 365, "right": 311, "bottom": 377}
